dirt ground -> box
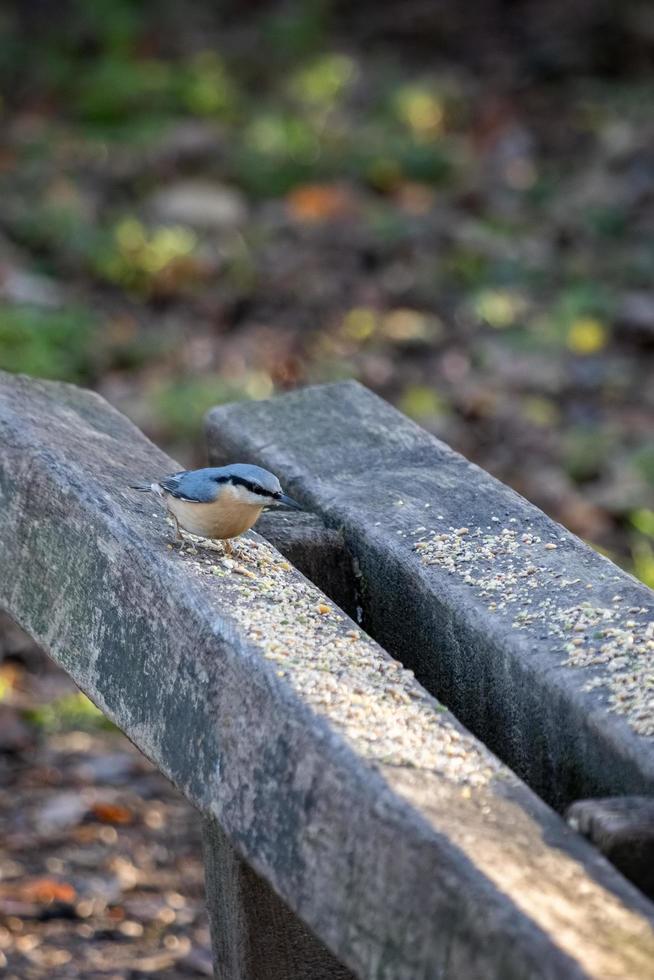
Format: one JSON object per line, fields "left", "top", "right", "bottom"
{"left": 0, "top": 616, "right": 212, "bottom": 978}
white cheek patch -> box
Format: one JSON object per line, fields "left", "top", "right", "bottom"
{"left": 224, "top": 483, "right": 269, "bottom": 507}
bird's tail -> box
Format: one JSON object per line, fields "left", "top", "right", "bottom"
{"left": 130, "top": 482, "right": 165, "bottom": 497}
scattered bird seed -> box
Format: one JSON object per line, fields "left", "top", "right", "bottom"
{"left": 413, "top": 525, "right": 653, "bottom": 736}
{"left": 173, "top": 534, "right": 501, "bottom": 786}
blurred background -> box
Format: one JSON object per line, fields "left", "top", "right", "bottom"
{"left": 0, "top": 1, "right": 653, "bottom": 975}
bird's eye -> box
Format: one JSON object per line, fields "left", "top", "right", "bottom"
{"left": 249, "top": 482, "right": 273, "bottom": 498}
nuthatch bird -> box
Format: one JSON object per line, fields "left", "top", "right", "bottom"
{"left": 131, "top": 463, "right": 302, "bottom": 550}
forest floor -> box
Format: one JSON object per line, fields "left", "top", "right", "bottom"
{"left": 0, "top": 619, "right": 212, "bottom": 978}
{"left": 1, "top": 4, "right": 653, "bottom": 975}
{"left": 1, "top": 8, "right": 653, "bottom": 577}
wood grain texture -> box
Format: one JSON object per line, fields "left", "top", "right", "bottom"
{"left": 203, "top": 817, "right": 355, "bottom": 980}
{"left": 1, "top": 372, "right": 654, "bottom": 979}
{"left": 245, "top": 510, "right": 359, "bottom": 620}
{"left": 206, "top": 380, "right": 654, "bottom": 811}
{"left": 566, "top": 798, "right": 654, "bottom": 900}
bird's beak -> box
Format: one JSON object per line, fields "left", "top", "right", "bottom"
{"left": 277, "top": 493, "right": 304, "bottom": 511}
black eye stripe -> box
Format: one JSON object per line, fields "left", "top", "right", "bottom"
{"left": 216, "top": 475, "right": 277, "bottom": 498}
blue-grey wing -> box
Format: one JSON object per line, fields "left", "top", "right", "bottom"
{"left": 159, "top": 470, "right": 218, "bottom": 503}
{"left": 158, "top": 471, "right": 189, "bottom": 498}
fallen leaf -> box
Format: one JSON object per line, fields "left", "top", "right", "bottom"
{"left": 566, "top": 317, "right": 608, "bottom": 354}
{"left": 286, "top": 184, "right": 355, "bottom": 223}
{"left": 394, "top": 181, "right": 435, "bottom": 214}
{"left": 90, "top": 802, "right": 134, "bottom": 825}
{"left": 21, "top": 878, "right": 76, "bottom": 904}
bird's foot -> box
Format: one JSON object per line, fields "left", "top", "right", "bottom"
{"left": 233, "top": 538, "right": 258, "bottom": 562}
{"left": 197, "top": 538, "right": 226, "bottom": 556}
{"left": 167, "top": 514, "right": 185, "bottom": 549}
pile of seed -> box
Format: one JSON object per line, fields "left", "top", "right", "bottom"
{"left": 174, "top": 534, "right": 502, "bottom": 787}
{"left": 413, "top": 523, "right": 654, "bottom": 736}
{"left": 415, "top": 525, "right": 544, "bottom": 610}
{"left": 558, "top": 606, "right": 654, "bottom": 735}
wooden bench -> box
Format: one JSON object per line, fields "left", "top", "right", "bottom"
{"left": 207, "top": 380, "right": 654, "bottom": 810}
{"left": 1, "top": 370, "right": 654, "bottom": 979}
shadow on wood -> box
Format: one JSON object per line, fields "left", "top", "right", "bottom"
{"left": 203, "top": 817, "right": 355, "bottom": 980}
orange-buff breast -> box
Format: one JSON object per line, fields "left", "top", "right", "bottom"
{"left": 166, "top": 494, "right": 264, "bottom": 540}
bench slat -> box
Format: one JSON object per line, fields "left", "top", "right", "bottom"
{"left": 1, "top": 372, "right": 654, "bottom": 980}
{"left": 203, "top": 816, "right": 356, "bottom": 979}
{"left": 206, "top": 380, "right": 654, "bottom": 809}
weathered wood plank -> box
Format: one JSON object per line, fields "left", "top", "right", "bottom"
{"left": 254, "top": 510, "right": 359, "bottom": 621}
{"left": 566, "top": 797, "right": 654, "bottom": 900}
{"left": 206, "top": 381, "right": 654, "bottom": 810}
{"left": 203, "top": 817, "right": 355, "bottom": 980}
{"left": 2, "top": 371, "right": 654, "bottom": 980}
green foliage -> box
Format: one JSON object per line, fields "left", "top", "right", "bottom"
{"left": 24, "top": 692, "right": 115, "bottom": 733}
{"left": 288, "top": 53, "right": 356, "bottom": 107}
{"left": 343, "top": 132, "right": 451, "bottom": 190}
{"left": 472, "top": 288, "right": 528, "bottom": 329}
{"left": 0, "top": 305, "right": 98, "bottom": 383}
{"left": 262, "top": 1, "right": 330, "bottom": 60}
{"left": 626, "top": 511, "right": 654, "bottom": 587}
{"left": 234, "top": 111, "right": 325, "bottom": 195}
{"left": 94, "top": 218, "right": 198, "bottom": 295}
{"left": 0, "top": 4, "right": 651, "bottom": 581}
{"left": 630, "top": 508, "right": 654, "bottom": 538}
{"left": 71, "top": 0, "right": 144, "bottom": 56}
{"left": 362, "top": 205, "right": 412, "bottom": 244}
{"left": 631, "top": 539, "right": 654, "bottom": 589}
{"left": 151, "top": 376, "right": 250, "bottom": 439}
{"left": 585, "top": 205, "right": 628, "bottom": 239}
{"left": 105, "top": 326, "right": 173, "bottom": 373}
{"left": 524, "top": 282, "right": 615, "bottom": 352}
{"left": 0, "top": 0, "right": 146, "bottom": 105}
{"left": 400, "top": 385, "right": 448, "bottom": 421}
{"left": 392, "top": 142, "right": 452, "bottom": 186}
{"left": 445, "top": 249, "right": 491, "bottom": 288}
{"left": 72, "top": 56, "right": 175, "bottom": 124}
{"left": 70, "top": 48, "right": 241, "bottom": 127}
{"left": 552, "top": 281, "right": 616, "bottom": 325}
{"left": 393, "top": 83, "right": 444, "bottom": 140}
{"left": 562, "top": 427, "right": 615, "bottom": 484}
{"left": 246, "top": 110, "right": 320, "bottom": 160}
{"left": 631, "top": 445, "right": 654, "bottom": 487}
{"left": 178, "top": 52, "right": 239, "bottom": 119}
{"left": 11, "top": 201, "right": 106, "bottom": 268}
{"left": 0, "top": 672, "right": 11, "bottom": 703}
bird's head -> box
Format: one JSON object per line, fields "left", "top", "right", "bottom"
{"left": 221, "top": 463, "right": 303, "bottom": 511}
